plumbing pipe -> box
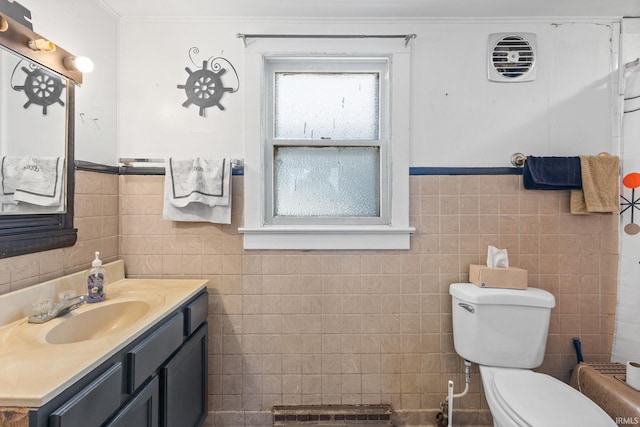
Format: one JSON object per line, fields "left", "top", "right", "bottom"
{"left": 447, "top": 360, "right": 471, "bottom": 401}
{"left": 572, "top": 337, "right": 584, "bottom": 363}
{"left": 447, "top": 380, "right": 454, "bottom": 427}
{"left": 452, "top": 360, "right": 472, "bottom": 399}
{"left": 446, "top": 360, "right": 473, "bottom": 426}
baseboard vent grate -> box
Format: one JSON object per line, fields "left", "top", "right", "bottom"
{"left": 273, "top": 405, "right": 393, "bottom": 426}
{"left": 584, "top": 362, "right": 626, "bottom": 375}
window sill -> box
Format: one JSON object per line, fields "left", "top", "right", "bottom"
{"left": 238, "top": 226, "right": 415, "bottom": 250}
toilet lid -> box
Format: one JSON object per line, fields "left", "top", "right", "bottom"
{"left": 492, "top": 370, "right": 616, "bottom": 427}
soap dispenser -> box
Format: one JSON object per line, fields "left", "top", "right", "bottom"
{"left": 87, "top": 251, "right": 106, "bottom": 303}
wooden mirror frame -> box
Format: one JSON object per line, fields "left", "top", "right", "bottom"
{"left": 0, "top": 12, "right": 80, "bottom": 258}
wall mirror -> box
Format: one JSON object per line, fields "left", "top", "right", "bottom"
{"left": 0, "top": 9, "right": 80, "bottom": 258}
{"left": 1, "top": 46, "right": 67, "bottom": 214}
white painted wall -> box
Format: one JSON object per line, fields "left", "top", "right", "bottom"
{"left": 411, "top": 20, "right": 614, "bottom": 166}
{"left": 118, "top": 18, "right": 617, "bottom": 167}
{"left": 118, "top": 18, "right": 244, "bottom": 162}
{"left": 4, "top": 5, "right": 619, "bottom": 167}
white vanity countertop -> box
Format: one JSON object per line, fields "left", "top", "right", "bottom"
{"left": 0, "top": 275, "right": 207, "bottom": 407}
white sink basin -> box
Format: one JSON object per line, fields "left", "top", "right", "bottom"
{"left": 45, "top": 300, "right": 152, "bottom": 344}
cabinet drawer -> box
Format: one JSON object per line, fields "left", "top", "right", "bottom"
{"left": 184, "top": 292, "right": 208, "bottom": 336}
{"left": 126, "top": 313, "right": 183, "bottom": 392}
{"left": 49, "top": 363, "right": 123, "bottom": 427}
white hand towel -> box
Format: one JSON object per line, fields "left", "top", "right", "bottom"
{"left": 13, "top": 156, "right": 64, "bottom": 207}
{"left": 167, "top": 158, "right": 230, "bottom": 208}
{"left": 0, "top": 156, "right": 28, "bottom": 205}
{"left": 163, "top": 158, "right": 232, "bottom": 224}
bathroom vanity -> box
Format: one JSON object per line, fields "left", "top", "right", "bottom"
{"left": 0, "top": 261, "right": 208, "bottom": 427}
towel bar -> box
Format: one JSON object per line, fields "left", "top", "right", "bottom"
{"left": 510, "top": 152, "right": 611, "bottom": 168}
{"left": 119, "top": 158, "right": 244, "bottom": 168}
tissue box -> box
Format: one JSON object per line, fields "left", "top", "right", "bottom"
{"left": 469, "top": 265, "right": 528, "bottom": 289}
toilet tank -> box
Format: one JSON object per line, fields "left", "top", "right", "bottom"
{"left": 449, "top": 283, "right": 556, "bottom": 369}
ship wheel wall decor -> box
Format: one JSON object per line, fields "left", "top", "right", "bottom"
{"left": 177, "top": 47, "right": 239, "bottom": 117}
{"left": 621, "top": 172, "right": 640, "bottom": 236}
{"left": 11, "top": 61, "right": 65, "bottom": 115}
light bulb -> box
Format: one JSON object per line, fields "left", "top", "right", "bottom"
{"left": 28, "top": 39, "right": 56, "bottom": 52}
{"left": 64, "top": 56, "right": 94, "bottom": 73}
{"left": 74, "top": 56, "right": 94, "bottom": 73}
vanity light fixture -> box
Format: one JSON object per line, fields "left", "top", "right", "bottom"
{"left": 63, "top": 56, "right": 94, "bottom": 73}
{"left": 28, "top": 38, "right": 56, "bottom": 52}
{"left": 0, "top": 15, "right": 7, "bottom": 32}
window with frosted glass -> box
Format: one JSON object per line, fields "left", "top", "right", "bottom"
{"left": 264, "top": 57, "right": 388, "bottom": 224}
{"left": 274, "top": 73, "right": 379, "bottom": 140}
{"left": 274, "top": 146, "right": 380, "bottom": 217}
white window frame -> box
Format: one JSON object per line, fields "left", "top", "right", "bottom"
{"left": 265, "top": 56, "right": 389, "bottom": 226}
{"left": 240, "top": 38, "right": 414, "bottom": 250}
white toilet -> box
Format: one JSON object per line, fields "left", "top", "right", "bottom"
{"left": 449, "top": 283, "right": 616, "bottom": 427}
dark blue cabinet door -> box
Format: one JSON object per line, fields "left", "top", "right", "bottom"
{"left": 161, "top": 323, "right": 208, "bottom": 427}
{"left": 105, "top": 376, "right": 159, "bottom": 427}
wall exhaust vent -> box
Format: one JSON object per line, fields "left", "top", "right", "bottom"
{"left": 488, "top": 33, "right": 537, "bottom": 82}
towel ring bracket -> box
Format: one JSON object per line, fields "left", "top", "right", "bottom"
{"left": 510, "top": 153, "right": 527, "bottom": 168}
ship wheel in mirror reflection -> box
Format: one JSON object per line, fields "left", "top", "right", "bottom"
{"left": 12, "top": 63, "right": 65, "bottom": 115}
{"left": 177, "top": 47, "right": 239, "bottom": 117}
{"left": 621, "top": 172, "right": 640, "bottom": 236}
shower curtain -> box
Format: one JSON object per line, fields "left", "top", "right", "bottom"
{"left": 612, "top": 60, "right": 640, "bottom": 364}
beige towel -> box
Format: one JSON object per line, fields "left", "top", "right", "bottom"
{"left": 570, "top": 155, "right": 620, "bottom": 214}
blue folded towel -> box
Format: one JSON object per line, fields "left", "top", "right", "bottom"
{"left": 522, "top": 156, "right": 582, "bottom": 190}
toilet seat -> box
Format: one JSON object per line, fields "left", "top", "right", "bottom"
{"left": 489, "top": 368, "right": 616, "bottom": 427}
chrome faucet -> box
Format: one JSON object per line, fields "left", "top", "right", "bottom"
{"left": 28, "top": 295, "right": 86, "bottom": 324}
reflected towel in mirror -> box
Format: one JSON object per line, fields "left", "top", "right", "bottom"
{"left": 1, "top": 156, "right": 63, "bottom": 207}
{"left": 12, "top": 156, "right": 64, "bottom": 207}
{"left": 0, "top": 156, "right": 28, "bottom": 205}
